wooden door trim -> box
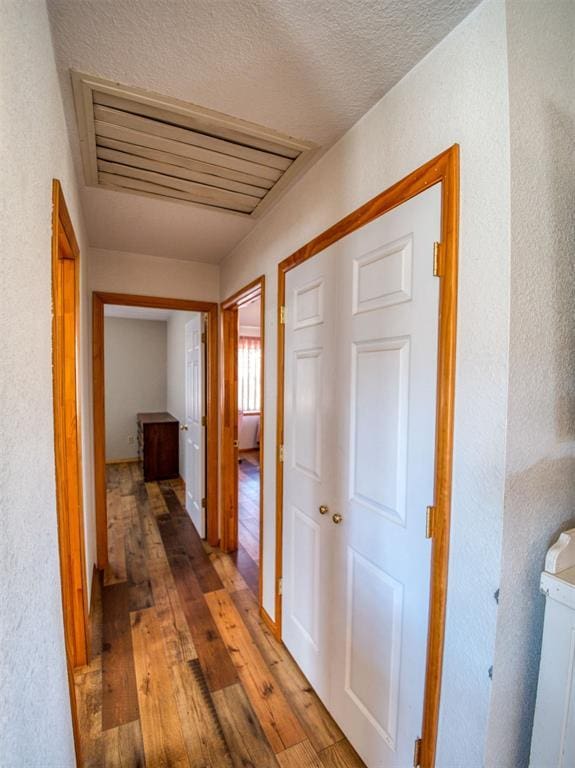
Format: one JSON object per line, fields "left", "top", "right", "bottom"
{"left": 220, "top": 276, "right": 265, "bottom": 611}
{"left": 275, "top": 145, "right": 459, "bottom": 768}
{"left": 93, "top": 291, "right": 220, "bottom": 566}
{"left": 51, "top": 179, "right": 87, "bottom": 765}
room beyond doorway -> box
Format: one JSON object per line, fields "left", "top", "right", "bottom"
{"left": 92, "top": 292, "right": 219, "bottom": 568}
{"left": 221, "top": 277, "right": 265, "bottom": 610}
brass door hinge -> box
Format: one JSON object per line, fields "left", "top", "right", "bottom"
{"left": 280, "top": 305, "right": 286, "bottom": 325}
{"left": 278, "top": 577, "right": 283, "bottom": 596}
{"left": 433, "top": 241, "right": 443, "bottom": 277}
{"left": 201, "top": 497, "right": 206, "bottom": 509}
{"left": 426, "top": 505, "right": 435, "bottom": 539}
{"left": 201, "top": 331, "right": 206, "bottom": 343}
{"left": 279, "top": 444, "right": 285, "bottom": 463}
{"left": 201, "top": 416, "right": 206, "bottom": 427}
{"left": 413, "top": 737, "right": 422, "bottom": 767}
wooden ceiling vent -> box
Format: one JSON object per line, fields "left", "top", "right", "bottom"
{"left": 72, "top": 71, "right": 318, "bottom": 217}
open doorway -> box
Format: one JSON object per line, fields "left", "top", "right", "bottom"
{"left": 221, "top": 277, "right": 265, "bottom": 603}
{"left": 236, "top": 297, "right": 262, "bottom": 582}
{"left": 100, "top": 304, "right": 209, "bottom": 582}
{"left": 92, "top": 293, "right": 219, "bottom": 572}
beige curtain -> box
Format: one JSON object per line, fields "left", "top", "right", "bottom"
{"left": 238, "top": 336, "right": 261, "bottom": 412}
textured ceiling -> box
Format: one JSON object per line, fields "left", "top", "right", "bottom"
{"left": 48, "top": 0, "right": 480, "bottom": 263}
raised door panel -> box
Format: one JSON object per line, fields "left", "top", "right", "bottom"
{"left": 344, "top": 548, "right": 403, "bottom": 751}
{"left": 292, "top": 349, "right": 323, "bottom": 481}
{"left": 350, "top": 338, "right": 409, "bottom": 525}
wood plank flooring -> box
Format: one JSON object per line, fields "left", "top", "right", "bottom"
{"left": 238, "top": 450, "right": 260, "bottom": 565}
{"left": 75, "top": 462, "right": 365, "bottom": 767}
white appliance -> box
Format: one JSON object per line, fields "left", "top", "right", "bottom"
{"left": 530, "top": 527, "right": 575, "bottom": 768}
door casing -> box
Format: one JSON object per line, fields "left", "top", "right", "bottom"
{"left": 274, "top": 146, "right": 460, "bottom": 768}
{"left": 220, "top": 276, "right": 265, "bottom": 611}
{"left": 92, "top": 292, "right": 219, "bottom": 566}
{"left": 51, "top": 179, "right": 88, "bottom": 765}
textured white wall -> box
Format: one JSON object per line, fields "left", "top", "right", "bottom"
{"left": 89, "top": 247, "right": 220, "bottom": 301}
{"left": 166, "top": 311, "right": 197, "bottom": 476}
{"left": 219, "top": 1, "right": 511, "bottom": 764}
{"left": 0, "top": 1, "right": 90, "bottom": 764}
{"left": 104, "top": 318, "right": 168, "bottom": 460}
{"left": 485, "top": 3, "right": 575, "bottom": 766}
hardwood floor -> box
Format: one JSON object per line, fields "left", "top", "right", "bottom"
{"left": 238, "top": 449, "right": 260, "bottom": 563}
{"left": 75, "top": 462, "right": 365, "bottom": 767}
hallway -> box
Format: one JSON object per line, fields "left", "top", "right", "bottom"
{"left": 75, "top": 463, "right": 364, "bottom": 767}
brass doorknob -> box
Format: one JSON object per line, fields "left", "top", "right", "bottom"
{"left": 319, "top": 505, "right": 329, "bottom": 515}
{"left": 332, "top": 513, "right": 343, "bottom": 525}
{"left": 180, "top": 424, "right": 189, "bottom": 431}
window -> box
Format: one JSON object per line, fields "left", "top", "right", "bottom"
{"left": 238, "top": 335, "right": 261, "bottom": 412}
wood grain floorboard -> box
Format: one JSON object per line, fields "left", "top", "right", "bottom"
{"left": 212, "top": 683, "right": 279, "bottom": 767}
{"left": 74, "top": 655, "right": 103, "bottom": 767}
{"left": 101, "top": 720, "right": 145, "bottom": 768}
{"left": 130, "top": 607, "right": 190, "bottom": 767}
{"left": 277, "top": 739, "right": 324, "bottom": 767}
{"left": 75, "top": 462, "right": 364, "bottom": 767}
{"left": 318, "top": 740, "right": 366, "bottom": 768}
{"left": 101, "top": 581, "right": 139, "bottom": 730}
{"left": 171, "top": 658, "right": 233, "bottom": 767}
{"left": 147, "top": 556, "right": 198, "bottom": 666}
{"left": 177, "top": 590, "right": 239, "bottom": 692}
{"left": 171, "top": 514, "right": 224, "bottom": 593}
{"left": 230, "top": 545, "right": 259, "bottom": 597}
{"left": 231, "top": 588, "right": 344, "bottom": 752}
{"left": 104, "top": 487, "right": 127, "bottom": 586}
{"left": 209, "top": 549, "right": 250, "bottom": 593}
{"left": 145, "top": 481, "right": 169, "bottom": 518}
{"left": 206, "top": 589, "right": 307, "bottom": 753}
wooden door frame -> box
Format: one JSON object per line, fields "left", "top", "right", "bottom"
{"left": 220, "top": 277, "right": 265, "bottom": 606}
{"left": 51, "top": 179, "right": 88, "bottom": 765}
{"left": 93, "top": 292, "right": 220, "bottom": 568}
{"left": 275, "top": 146, "right": 459, "bottom": 768}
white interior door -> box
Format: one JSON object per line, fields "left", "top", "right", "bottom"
{"left": 185, "top": 314, "right": 205, "bottom": 537}
{"left": 282, "top": 184, "right": 442, "bottom": 767}
{"left": 282, "top": 252, "right": 336, "bottom": 700}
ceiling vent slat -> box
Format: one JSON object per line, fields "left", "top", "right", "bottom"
{"left": 96, "top": 136, "right": 275, "bottom": 190}
{"left": 97, "top": 160, "right": 261, "bottom": 210}
{"left": 96, "top": 146, "right": 267, "bottom": 198}
{"left": 94, "top": 105, "right": 293, "bottom": 171}
{"left": 94, "top": 121, "right": 283, "bottom": 182}
{"left": 93, "top": 91, "right": 303, "bottom": 159}
{"left": 72, "top": 71, "right": 319, "bottom": 217}
{"left": 99, "top": 172, "right": 256, "bottom": 213}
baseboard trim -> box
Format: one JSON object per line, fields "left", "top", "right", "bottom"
{"left": 105, "top": 457, "right": 139, "bottom": 465}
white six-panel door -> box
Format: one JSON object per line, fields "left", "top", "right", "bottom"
{"left": 282, "top": 185, "right": 442, "bottom": 767}
{"left": 185, "top": 314, "right": 206, "bottom": 537}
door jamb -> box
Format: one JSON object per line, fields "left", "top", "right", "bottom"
{"left": 274, "top": 146, "right": 459, "bottom": 768}
{"left": 51, "top": 179, "right": 88, "bottom": 765}
{"left": 92, "top": 292, "right": 220, "bottom": 567}
{"left": 221, "top": 276, "right": 265, "bottom": 611}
